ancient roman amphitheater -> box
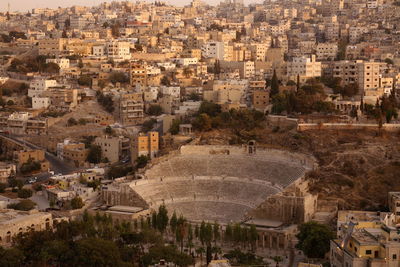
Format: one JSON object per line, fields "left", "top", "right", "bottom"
{"left": 127, "top": 145, "right": 315, "bottom": 224}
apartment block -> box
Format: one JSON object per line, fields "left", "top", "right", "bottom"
{"left": 119, "top": 93, "right": 144, "bottom": 125}
{"left": 94, "top": 136, "right": 130, "bottom": 163}
{"left": 333, "top": 60, "right": 380, "bottom": 92}
{"left": 38, "top": 38, "right": 66, "bottom": 56}
{"left": 252, "top": 90, "right": 269, "bottom": 111}
{"left": 287, "top": 55, "right": 321, "bottom": 81}
{"left": 130, "top": 63, "right": 147, "bottom": 87}
{"left": 131, "top": 131, "right": 159, "bottom": 162}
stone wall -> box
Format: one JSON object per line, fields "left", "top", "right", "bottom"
{"left": 180, "top": 145, "right": 316, "bottom": 170}
{"left": 298, "top": 123, "right": 400, "bottom": 132}
{"left": 101, "top": 183, "right": 149, "bottom": 208}
{"left": 0, "top": 136, "right": 25, "bottom": 158}
{"left": 249, "top": 180, "right": 318, "bottom": 224}
{"left": 0, "top": 210, "right": 52, "bottom": 246}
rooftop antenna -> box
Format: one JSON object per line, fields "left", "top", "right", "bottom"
{"left": 7, "top": 2, "right": 10, "bottom": 13}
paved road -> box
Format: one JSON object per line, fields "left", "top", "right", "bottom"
{"left": 0, "top": 134, "right": 77, "bottom": 175}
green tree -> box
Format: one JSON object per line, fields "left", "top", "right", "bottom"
{"left": 75, "top": 238, "right": 122, "bottom": 266}
{"left": 176, "top": 216, "right": 187, "bottom": 252}
{"left": 67, "top": 117, "right": 78, "bottom": 127}
{"left": 195, "top": 224, "right": 200, "bottom": 239}
{"left": 71, "top": 197, "right": 84, "bottom": 209}
{"left": 17, "top": 188, "right": 33, "bottom": 198}
{"left": 214, "top": 60, "right": 221, "bottom": 75}
{"left": 341, "top": 83, "right": 359, "bottom": 97}
{"left": 272, "top": 256, "right": 283, "bottom": 266}
{"left": 225, "top": 223, "right": 233, "bottom": 242}
{"left": 109, "top": 71, "right": 129, "bottom": 84}
{"left": 44, "top": 62, "right": 60, "bottom": 74}
{"left": 183, "top": 67, "right": 193, "bottom": 78}
{"left": 106, "top": 165, "right": 132, "bottom": 179}
{"left": 151, "top": 212, "right": 158, "bottom": 229}
{"left": 200, "top": 221, "right": 206, "bottom": 245}
{"left": 96, "top": 92, "right": 114, "bottom": 113}
{"left": 104, "top": 126, "right": 114, "bottom": 135}
{"left": 249, "top": 224, "right": 258, "bottom": 251}
{"left": 196, "top": 247, "right": 205, "bottom": 266}
{"left": 213, "top": 222, "right": 220, "bottom": 245}
{"left": 170, "top": 212, "right": 178, "bottom": 235}
{"left": 296, "top": 221, "right": 334, "bottom": 258}
{"left": 188, "top": 92, "right": 200, "bottom": 101}
{"left": 193, "top": 113, "right": 212, "bottom": 131}
{"left": 147, "top": 104, "right": 163, "bottom": 116}
{"left": 187, "top": 224, "right": 194, "bottom": 254}
{"left": 169, "top": 119, "right": 181, "bottom": 135}
{"left": 157, "top": 204, "right": 169, "bottom": 233}
{"left": 20, "top": 160, "right": 41, "bottom": 175}
{"left": 141, "top": 118, "right": 156, "bottom": 132}
{"left": 0, "top": 247, "right": 25, "bottom": 267}
{"left": 161, "top": 75, "right": 171, "bottom": 86}
{"left": 78, "top": 75, "right": 91, "bottom": 86}
{"left": 198, "top": 101, "right": 221, "bottom": 117}
{"left": 0, "top": 182, "right": 6, "bottom": 193}
{"left": 204, "top": 222, "right": 213, "bottom": 246}
{"left": 86, "top": 145, "right": 102, "bottom": 164}
{"left": 135, "top": 155, "right": 149, "bottom": 169}
{"left": 385, "top": 58, "right": 394, "bottom": 65}
{"left": 7, "top": 199, "right": 36, "bottom": 211}
{"left": 270, "top": 69, "right": 280, "bottom": 97}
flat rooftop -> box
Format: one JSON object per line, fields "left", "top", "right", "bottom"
{"left": 0, "top": 209, "right": 49, "bottom": 225}
{"left": 108, "top": 205, "right": 143, "bottom": 213}
{"left": 244, "top": 219, "right": 283, "bottom": 228}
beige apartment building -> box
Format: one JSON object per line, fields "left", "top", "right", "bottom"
{"left": 119, "top": 93, "right": 144, "bottom": 125}
{"left": 333, "top": 60, "right": 380, "bottom": 92}
{"left": 131, "top": 131, "right": 159, "bottom": 162}
{"left": 63, "top": 144, "right": 89, "bottom": 167}
{"left": 316, "top": 43, "right": 338, "bottom": 61}
{"left": 252, "top": 90, "right": 269, "bottom": 111}
{"left": 94, "top": 136, "right": 130, "bottom": 163}
{"left": 287, "top": 55, "right": 321, "bottom": 82}
{"left": 15, "top": 149, "right": 50, "bottom": 172}
{"left": 38, "top": 38, "right": 67, "bottom": 56}
{"left": 130, "top": 63, "right": 148, "bottom": 87}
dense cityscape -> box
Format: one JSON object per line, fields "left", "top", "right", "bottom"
{"left": 0, "top": 0, "right": 400, "bottom": 266}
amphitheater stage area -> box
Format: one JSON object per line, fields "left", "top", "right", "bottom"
{"left": 130, "top": 145, "right": 314, "bottom": 224}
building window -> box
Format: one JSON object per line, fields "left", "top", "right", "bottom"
{"left": 393, "top": 254, "right": 397, "bottom": 260}
{"left": 366, "top": 250, "right": 371, "bottom": 255}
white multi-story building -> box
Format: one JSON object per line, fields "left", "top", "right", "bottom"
{"left": 106, "top": 41, "right": 131, "bottom": 62}
{"left": 367, "top": 0, "right": 379, "bottom": 8}
{"left": 287, "top": 55, "right": 322, "bottom": 80}
{"left": 92, "top": 45, "right": 106, "bottom": 57}
{"left": 28, "top": 79, "right": 58, "bottom": 98}
{"left": 45, "top": 58, "right": 70, "bottom": 69}
{"left": 202, "top": 41, "right": 226, "bottom": 60}
{"left": 160, "top": 14, "right": 182, "bottom": 25}
{"left": 173, "top": 58, "right": 199, "bottom": 66}
{"left": 157, "top": 62, "right": 176, "bottom": 71}
{"left": 161, "top": 86, "right": 181, "bottom": 98}
{"left": 316, "top": 43, "right": 338, "bottom": 61}
{"left": 349, "top": 26, "right": 368, "bottom": 44}
{"left": 32, "top": 97, "right": 51, "bottom": 110}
